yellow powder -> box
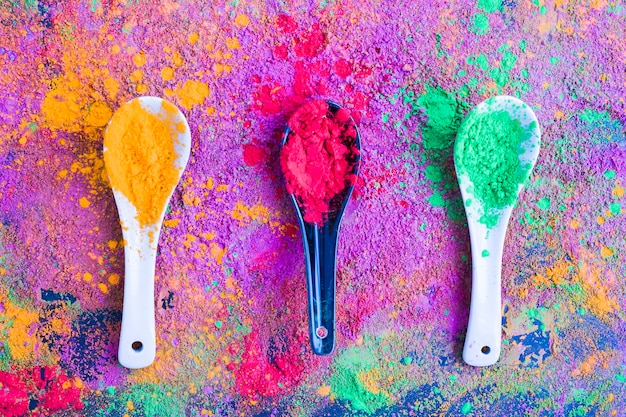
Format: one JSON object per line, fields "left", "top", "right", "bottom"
{"left": 130, "top": 69, "right": 144, "bottom": 82}
{"left": 175, "top": 80, "right": 210, "bottom": 109}
{"left": 188, "top": 32, "right": 199, "bottom": 44}
{"left": 133, "top": 51, "right": 146, "bottom": 67}
{"left": 172, "top": 51, "right": 184, "bottom": 67}
{"left": 601, "top": 246, "right": 614, "bottom": 258}
{"left": 235, "top": 14, "right": 250, "bottom": 27}
{"left": 226, "top": 37, "right": 241, "bottom": 49}
{"left": 104, "top": 99, "right": 181, "bottom": 227}
{"left": 108, "top": 273, "right": 120, "bottom": 285}
{"left": 84, "top": 101, "right": 113, "bottom": 127}
{"left": 163, "top": 218, "right": 180, "bottom": 227}
{"left": 0, "top": 292, "right": 41, "bottom": 361}
{"left": 161, "top": 66, "right": 175, "bottom": 81}
{"left": 79, "top": 197, "right": 90, "bottom": 208}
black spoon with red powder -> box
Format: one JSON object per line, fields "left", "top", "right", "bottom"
{"left": 280, "top": 100, "right": 361, "bottom": 355}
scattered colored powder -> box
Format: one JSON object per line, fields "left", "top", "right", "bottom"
{"left": 472, "top": 14, "right": 490, "bottom": 35}
{"left": 461, "top": 401, "right": 473, "bottom": 414}
{"left": 610, "top": 202, "right": 621, "bottom": 216}
{"left": 481, "top": 249, "right": 490, "bottom": 257}
{"left": 455, "top": 107, "right": 535, "bottom": 227}
{"left": 537, "top": 197, "right": 551, "bottom": 210}
{"left": 175, "top": 80, "right": 210, "bottom": 109}
{"left": 103, "top": 99, "right": 182, "bottom": 227}
{"left": 428, "top": 192, "right": 445, "bottom": 207}
{"left": 417, "top": 87, "right": 463, "bottom": 149}
{"left": 328, "top": 347, "right": 389, "bottom": 414}
{"left": 477, "top": 0, "right": 501, "bottom": 13}
{"left": 280, "top": 100, "right": 359, "bottom": 224}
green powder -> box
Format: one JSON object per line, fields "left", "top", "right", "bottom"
{"left": 472, "top": 13, "right": 490, "bottom": 35}
{"left": 123, "top": 384, "right": 184, "bottom": 417}
{"left": 455, "top": 108, "right": 535, "bottom": 228}
{"left": 481, "top": 249, "right": 490, "bottom": 257}
{"left": 477, "top": 0, "right": 501, "bottom": 13}
{"left": 329, "top": 347, "right": 389, "bottom": 414}
{"left": 461, "top": 401, "right": 473, "bottom": 414}
{"left": 425, "top": 165, "right": 444, "bottom": 182}
{"left": 417, "top": 87, "right": 463, "bottom": 149}
{"left": 475, "top": 54, "right": 489, "bottom": 71}
{"left": 428, "top": 192, "right": 445, "bottom": 207}
{"left": 610, "top": 202, "right": 621, "bottom": 216}
{"left": 537, "top": 197, "right": 551, "bottom": 210}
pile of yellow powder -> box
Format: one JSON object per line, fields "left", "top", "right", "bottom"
{"left": 104, "top": 99, "right": 183, "bottom": 227}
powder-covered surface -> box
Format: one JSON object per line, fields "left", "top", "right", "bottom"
{"left": 0, "top": 1, "right": 625, "bottom": 416}
{"left": 281, "top": 100, "right": 358, "bottom": 224}
{"left": 455, "top": 107, "right": 534, "bottom": 228}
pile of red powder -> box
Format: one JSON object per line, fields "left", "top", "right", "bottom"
{"left": 280, "top": 100, "right": 358, "bottom": 224}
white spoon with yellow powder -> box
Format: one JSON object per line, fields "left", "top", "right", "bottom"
{"left": 104, "top": 97, "right": 191, "bottom": 369}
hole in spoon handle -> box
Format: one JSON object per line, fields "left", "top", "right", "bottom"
{"left": 118, "top": 244, "right": 157, "bottom": 369}
{"left": 307, "top": 224, "right": 337, "bottom": 356}
{"left": 463, "top": 237, "right": 504, "bottom": 367}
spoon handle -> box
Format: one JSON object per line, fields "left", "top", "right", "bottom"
{"left": 118, "top": 231, "right": 157, "bottom": 369}
{"left": 463, "top": 223, "right": 507, "bottom": 366}
{"left": 303, "top": 222, "right": 338, "bottom": 355}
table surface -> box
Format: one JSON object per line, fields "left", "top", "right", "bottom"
{"left": 1, "top": 1, "right": 625, "bottom": 416}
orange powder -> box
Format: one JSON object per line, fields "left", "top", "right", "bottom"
{"left": 104, "top": 99, "right": 182, "bottom": 227}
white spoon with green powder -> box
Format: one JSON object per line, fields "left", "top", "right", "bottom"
{"left": 454, "top": 96, "right": 541, "bottom": 367}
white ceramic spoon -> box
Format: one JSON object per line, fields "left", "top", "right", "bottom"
{"left": 104, "top": 97, "right": 191, "bottom": 369}
{"left": 454, "top": 96, "right": 540, "bottom": 367}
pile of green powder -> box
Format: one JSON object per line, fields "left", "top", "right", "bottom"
{"left": 454, "top": 108, "right": 534, "bottom": 227}
{"left": 418, "top": 87, "right": 463, "bottom": 149}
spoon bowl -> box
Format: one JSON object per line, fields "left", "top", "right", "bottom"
{"left": 104, "top": 96, "right": 191, "bottom": 369}
{"left": 454, "top": 95, "right": 540, "bottom": 366}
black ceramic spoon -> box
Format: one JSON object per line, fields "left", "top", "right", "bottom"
{"left": 281, "top": 101, "right": 361, "bottom": 355}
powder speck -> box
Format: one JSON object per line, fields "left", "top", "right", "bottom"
{"left": 537, "top": 197, "right": 551, "bottom": 211}
{"left": 472, "top": 13, "right": 490, "bottom": 35}
{"left": 175, "top": 80, "right": 210, "bottom": 109}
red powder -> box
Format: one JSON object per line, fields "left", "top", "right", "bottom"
{"left": 293, "top": 61, "right": 313, "bottom": 96}
{"left": 280, "top": 100, "right": 358, "bottom": 224}
{"left": 276, "top": 14, "right": 297, "bottom": 33}
{"left": 0, "top": 366, "right": 83, "bottom": 417}
{"left": 251, "top": 83, "right": 284, "bottom": 115}
{"left": 0, "top": 371, "right": 29, "bottom": 417}
{"left": 272, "top": 43, "right": 288, "bottom": 60}
{"left": 35, "top": 367, "right": 83, "bottom": 412}
{"left": 242, "top": 143, "right": 267, "bottom": 166}
{"left": 232, "top": 330, "right": 305, "bottom": 400}
{"left": 333, "top": 58, "right": 352, "bottom": 78}
{"left": 294, "top": 23, "right": 326, "bottom": 57}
